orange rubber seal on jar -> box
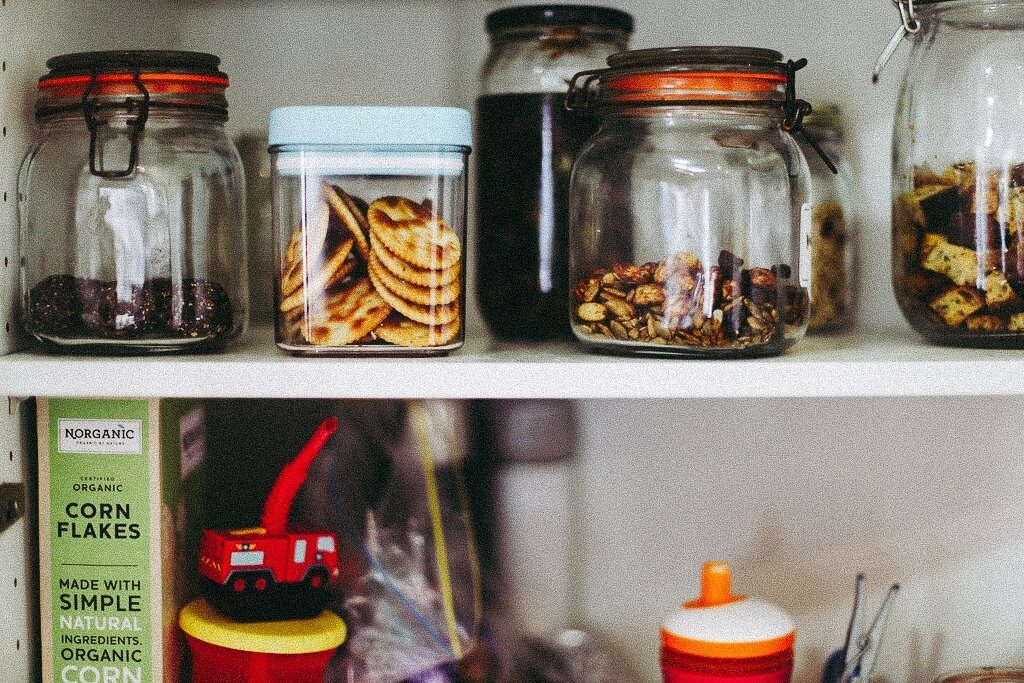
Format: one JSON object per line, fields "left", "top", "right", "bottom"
{"left": 606, "top": 71, "right": 786, "bottom": 102}
{"left": 661, "top": 628, "right": 796, "bottom": 660}
{"left": 39, "top": 72, "right": 229, "bottom": 98}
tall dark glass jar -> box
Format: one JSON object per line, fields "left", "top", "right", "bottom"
{"left": 476, "top": 5, "right": 633, "bottom": 341}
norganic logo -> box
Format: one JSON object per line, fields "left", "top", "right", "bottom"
{"left": 57, "top": 419, "right": 143, "bottom": 455}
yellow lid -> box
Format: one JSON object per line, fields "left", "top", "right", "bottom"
{"left": 179, "top": 599, "right": 347, "bottom": 655}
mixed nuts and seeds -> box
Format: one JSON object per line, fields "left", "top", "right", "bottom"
{"left": 896, "top": 161, "right": 1024, "bottom": 339}
{"left": 572, "top": 250, "right": 807, "bottom": 353}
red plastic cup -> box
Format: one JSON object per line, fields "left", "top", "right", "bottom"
{"left": 180, "top": 599, "right": 347, "bottom": 683}
{"left": 185, "top": 634, "right": 337, "bottom": 683}
{"left": 662, "top": 647, "right": 794, "bottom": 683}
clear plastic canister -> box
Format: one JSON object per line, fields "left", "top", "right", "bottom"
{"left": 269, "top": 107, "right": 471, "bottom": 356}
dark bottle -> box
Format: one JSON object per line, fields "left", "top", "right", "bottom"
{"left": 477, "top": 5, "right": 632, "bottom": 341}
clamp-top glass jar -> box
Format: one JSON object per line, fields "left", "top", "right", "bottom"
{"left": 882, "top": 1, "right": 1024, "bottom": 346}
{"left": 19, "top": 51, "right": 248, "bottom": 354}
{"left": 567, "top": 47, "right": 813, "bottom": 358}
{"left": 800, "top": 104, "right": 858, "bottom": 333}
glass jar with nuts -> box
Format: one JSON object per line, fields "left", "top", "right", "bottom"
{"left": 567, "top": 47, "right": 813, "bottom": 357}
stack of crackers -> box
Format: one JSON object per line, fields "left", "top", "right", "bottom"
{"left": 278, "top": 184, "right": 463, "bottom": 349}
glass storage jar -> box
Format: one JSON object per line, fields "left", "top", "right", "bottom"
{"left": 800, "top": 104, "right": 858, "bottom": 333}
{"left": 567, "top": 47, "right": 813, "bottom": 358}
{"left": 20, "top": 51, "right": 248, "bottom": 354}
{"left": 269, "top": 106, "right": 471, "bottom": 356}
{"left": 883, "top": 0, "right": 1024, "bottom": 346}
{"left": 477, "top": 5, "right": 633, "bottom": 342}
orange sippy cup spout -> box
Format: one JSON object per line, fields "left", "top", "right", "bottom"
{"left": 685, "top": 561, "right": 746, "bottom": 608}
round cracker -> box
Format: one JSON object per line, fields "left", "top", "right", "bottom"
{"left": 375, "top": 314, "right": 461, "bottom": 348}
{"left": 323, "top": 184, "right": 372, "bottom": 260}
{"left": 368, "top": 251, "right": 461, "bottom": 306}
{"left": 280, "top": 240, "right": 356, "bottom": 303}
{"left": 373, "top": 238, "right": 461, "bottom": 287}
{"left": 303, "top": 278, "right": 393, "bottom": 347}
{"left": 283, "top": 225, "right": 304, "bottom": 269}
{"left": 369, "top": 266, "right": 459, "bottom": 326}
{"left": 368, "top": 196, "right": 462, "bottom": 270}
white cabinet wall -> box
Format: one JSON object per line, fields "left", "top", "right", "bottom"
{"left": 1, "top": 2, "right": 1020, "bottom": 683}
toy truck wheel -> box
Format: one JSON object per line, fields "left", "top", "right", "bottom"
{"left": 304, "top": 567, "right": 330, "bottom": 591}
{"left": 225, "top": 571, "right": 275, "bottom": 595}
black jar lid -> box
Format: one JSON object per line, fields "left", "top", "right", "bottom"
{"left": 486, "top": 5, "right": 635, "bottom": 34}
{"left": 43, "top": 50, "right": 227, "bottom": 81}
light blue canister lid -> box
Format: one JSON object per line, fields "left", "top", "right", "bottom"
{"left": 268, "top": 106, "right": 473, "bottom": 149}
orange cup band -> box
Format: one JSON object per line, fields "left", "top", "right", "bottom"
{"left": 606, "top": 71, "right": 786, "bottom": 103}
{"left": 39, "top": 73, "right": 229, "bottom": 99}
{"left": 661, "top": 628, "right": 795, "bottom": 660}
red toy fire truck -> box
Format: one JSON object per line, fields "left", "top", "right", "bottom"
{"left": 199, "top": 417, "right": 341, "bottom": 622}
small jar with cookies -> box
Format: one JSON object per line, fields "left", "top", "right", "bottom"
{"left": 269, "top": 106, "right": 471, "bottom": 356}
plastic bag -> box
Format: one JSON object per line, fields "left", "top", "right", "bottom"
{"left": 297, "top": 400, "right": 485, "bottom": 683}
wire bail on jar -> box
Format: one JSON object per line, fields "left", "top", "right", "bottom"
{"left": 81, "top": 70, "right": 151, "bottom": 179}
{"left": 873, "top": 0, "right": 921, "bottom": 83}
{"left": 565, "top": 52, "right": 837, "bottom": 174}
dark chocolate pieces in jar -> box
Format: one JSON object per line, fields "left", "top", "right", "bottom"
{"left": 19, "top": 51, "right": 247, "bottom": 354}
{"left": 476, "top": 5, "right": 633, "bottom": 342}
{"left": 567, "top": 47, "right": 813, "bottom": 358}
{"left": 28, "top": 276, "right": 234, "bottom": 341}
{"left": 895, "top": 161, "right": 1024, "bottom": 344}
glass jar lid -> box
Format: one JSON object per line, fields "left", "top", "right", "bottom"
{"left": 568, "top": 46, "right": 838, "bottom": 173}
{"left": 36, "top": 50, "right": 229, "bottom": 120}
{"left": 35, "top": 50, "right": 230, "bottom": 179}
{"left": 485, "top": 5, "right": 634, "bottom": 34}
{"left": 567, "top": 46, "right": 810, "bottom": 112}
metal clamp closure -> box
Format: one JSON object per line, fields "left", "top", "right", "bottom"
{"left": 565, "top": 69, "right": 606, "bottom": 112}
{"left": 82, "top": 70, "right": 151, "bottom": 179}
{"left": 874, "top": 0, "right": 921, "bottom": 83}
{"left": 782, "top": 58, "right": 838, "bottom": 175}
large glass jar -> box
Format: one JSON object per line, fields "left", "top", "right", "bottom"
{"left": 568, "top": 47, "right": 813, "bottom": 358}
{"left": 887, "top": 0, "right": 1024, "bottom": 346}
{"left": 800, "top": 104, "right": 858, "bottom": 333}
{"left": 476, "top": 5, "right": 633, "bottom": 342}
{"left": 19, "top": 51, "right": 248, "bottom": 354}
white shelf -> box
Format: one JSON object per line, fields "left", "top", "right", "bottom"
{"left": 2, "top": 325, "right": 1024, "bottom": 399}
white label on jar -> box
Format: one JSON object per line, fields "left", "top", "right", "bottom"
{"left": 800, "top": 203, "right": 813, "bottom": 291}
